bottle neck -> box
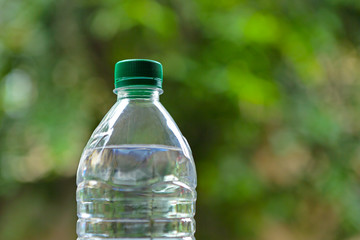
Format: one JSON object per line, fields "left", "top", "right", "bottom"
{"left": 114, "top": 87, "right": 163, "bottom": 101}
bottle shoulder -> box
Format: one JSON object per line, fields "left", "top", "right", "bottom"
{"left": 85, "top": 99, "right": 193, "bottom": 159}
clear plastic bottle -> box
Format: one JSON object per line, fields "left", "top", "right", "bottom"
{"left": 76, "top": 59, "right": 197, "bottom": 240}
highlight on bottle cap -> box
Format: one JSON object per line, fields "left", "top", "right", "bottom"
{"left": 114, "top": 59, "right": 163, "bottom": 89}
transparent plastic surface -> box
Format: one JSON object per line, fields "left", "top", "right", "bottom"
{"left": 76, "top": 88, "right": 197, "bottom": 240}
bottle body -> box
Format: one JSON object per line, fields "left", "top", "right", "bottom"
{"left": 76, "top": 89, "right": 197, "bottom": 239}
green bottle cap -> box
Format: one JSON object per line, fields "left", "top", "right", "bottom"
{"left": 114, "top": 59, "right": 163, "bottom": 89}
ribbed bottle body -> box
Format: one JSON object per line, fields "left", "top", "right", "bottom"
{"left": 77, "top": 145, "right": 196, "bottom": 239}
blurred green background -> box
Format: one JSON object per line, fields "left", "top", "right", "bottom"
{"left": 1, "top": 0, "right": 360, "bottom": 239}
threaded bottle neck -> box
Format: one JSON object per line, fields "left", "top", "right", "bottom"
{"left": 114, "top": 87, "right": 162, "bottom": 101}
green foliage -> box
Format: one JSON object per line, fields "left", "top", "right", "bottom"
{"left": 1, "top": 0, "right": 360, "bottom": 239}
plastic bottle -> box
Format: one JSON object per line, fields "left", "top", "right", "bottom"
{"left": 76, "top": 59, "right": 197, "bottom": 240}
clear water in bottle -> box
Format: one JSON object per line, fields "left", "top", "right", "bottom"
{"left": 77, "top": 145, "right": 196, "bottom": 239}
{"left": 76, "top": 59, "right": 197, "bottom": 239}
